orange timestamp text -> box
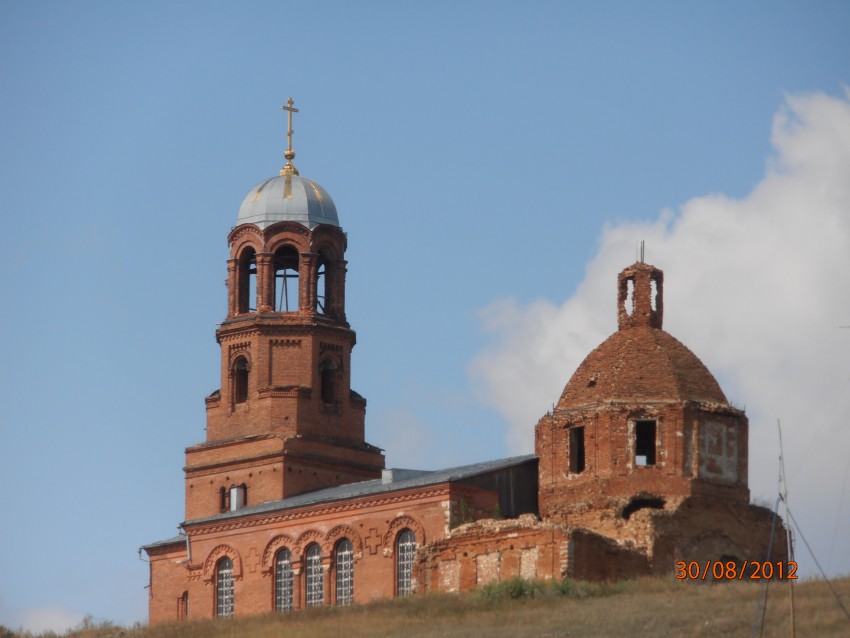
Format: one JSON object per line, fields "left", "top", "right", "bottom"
{"left": 675, "top": 560, "right": 798, "bottom": 581}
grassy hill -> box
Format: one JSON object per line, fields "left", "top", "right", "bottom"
{"left": 7, "top": 576, "right": 850, "bottom": 638}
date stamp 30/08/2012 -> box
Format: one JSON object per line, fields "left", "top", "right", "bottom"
{"left": 676, "top": 560, "right": 798, "bottom": 581}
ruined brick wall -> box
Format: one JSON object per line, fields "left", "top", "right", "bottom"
{"left": 567, "top": 528, "right": 651, "bottom": 581}
{"left": 418, "top": 515, "right": 569, "bottom": 592}
{"left": 537, "top": 399, "right": 750, "bottom": 534}
{"left": 649, "top": 497, "right": 788, "bottom": 573}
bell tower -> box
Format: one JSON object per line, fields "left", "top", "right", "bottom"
{"left": 184, "top": 100, "right": 384, "bottom": 521}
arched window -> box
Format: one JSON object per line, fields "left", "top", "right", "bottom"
{"left": 335, "top": 539, "right": 354, "bottom": 606}
{"left": 233, "top": 356, "right": 249, "bottom": 405}
{"left": 320, "top": 359, "right": 338, "bottom": 404}
{"left": 274, "top": 548, "right": 293, "bottom": 612}
{"left": 304, "top": 544, "right": 323, "bottom": 608}
{"left": 273, "top": 245, "right": 300, "bottom": 312}
{"left": 237, "top": 247, "right": 257, "bottom": 314}
{"left": 215, "top": 557, "right": 234, "bottom": 617}
{"left": 396, "top": 529, "right": 417, "bottom": 597}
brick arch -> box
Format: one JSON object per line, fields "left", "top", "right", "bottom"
{"left": 310, "top": 226, "right": 346, "bottom": 253}
{"left": 266, "top": 236, "right": 310, "bottom": 258}
{"left": 383, "top": 515, "right": 425, "bottom": 557}
{"left": 261, "top": 533, "right": 296, "bottom": 572}
{"left": 325, "top": 524, "right": 363, "bottom": 557}
{"left": 230, "top": 234, "right": 263, "bottom": 259}
{"left": 310, "top": 239, "right": 343, "bottom": 262}
{"left": 202, "top": 544, "right": 243, "bottom": 583}
{"left": 294, "top": 529, "right": 326, "bottom": 557}
{"left": 228, "top": 349, "right": 252, "bottom": 369}
{"left": 228, "top": 224, "right": 263, "bottom": 249}
{"left": 263, "top": 223, "right": 311, "bottom": 252}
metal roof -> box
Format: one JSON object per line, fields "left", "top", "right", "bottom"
{"left": 236, "top": 174, "right": 339, "bottom": 230}
{"left": 141, "top": 533, "right": 186, "bottom": 551}
{"left": 184, "top": 454, "right": 537, "bottom": 527}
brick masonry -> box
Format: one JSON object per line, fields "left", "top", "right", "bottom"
{"left": 144, "top": 215, "right": 785, "bottom": 623}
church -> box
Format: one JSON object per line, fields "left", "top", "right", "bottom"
{"left": 142, "top": 101, "right": 783, "bottom": 623}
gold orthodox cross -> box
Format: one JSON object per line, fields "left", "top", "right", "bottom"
{"left": 281, "top": 97, "right": 299, "bottom": 159}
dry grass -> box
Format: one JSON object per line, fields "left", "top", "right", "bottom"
{"left": 7, "top": 576, "right": 849, "bottom": 638}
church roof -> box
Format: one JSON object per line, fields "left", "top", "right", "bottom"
{"left": 558, "top": 326, "right": 727, "bottom": 408}
{"left": 183, "top": 454, "right": 536, "bottom": 527}
{"left": 140, "top": 533, "right": 186, "bottom": 551}
{"left": 235, "top": 173, "right": 339, "bottom": 230}
{"left": 557, "top": 261, "right": 728, "bottom": 410}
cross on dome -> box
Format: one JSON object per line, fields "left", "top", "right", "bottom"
{"left": 280, "top": 97, "right": 300, "bottom": 175}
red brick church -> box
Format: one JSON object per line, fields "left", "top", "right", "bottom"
{"left": 142, "top": 102, "right": 782, "bottom": 623}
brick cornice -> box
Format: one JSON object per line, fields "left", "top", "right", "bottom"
{"left": 185, "top": 486, "right": 451, "bottom": 536}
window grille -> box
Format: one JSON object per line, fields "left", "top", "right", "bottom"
{"left": 396, "top": 529, "right": 417, "bottom": 597}
{"left": 215, "top": 557, "right": 234, "bottom": 617}
{"left": 335, "top": 539, "right": 354, "bottom": 606}
{"left": 274, "top": 549, "right": 293, "bottom": 612}
{"left": 305, "top": 544, "right": 323, "bottom": 607}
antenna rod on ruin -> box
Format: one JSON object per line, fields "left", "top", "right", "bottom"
{"left": 778, "top": 419, "right": 796, "bottom": 638}
{"left": 640, "top": 240, "right": 645, "bottom": 263}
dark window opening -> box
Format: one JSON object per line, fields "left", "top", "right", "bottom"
{"left": 635, "top": 419, "right": 656, "bottom": 466}
{"left": 320, "top": 359, "right": 338, "bottom": 404}
{"left": 219, "top": 486, "right": 228, "bottom": 512}
{"left": 237, "top": 248, "right": 257, "bottom": 313}
{"left": 178, "top": 591, "right": 188, "bottom": 619}
{"left": 273, "top": 246, "right": 300, "bottom": 312}
{"left": 621, "top": 496, "right": 665, "bottom": 519}
{"left": 233, "top": 357, "right": 249, "bottom": 405}
{"left": 569, "top": 426, "right": 585, "bottom": 474}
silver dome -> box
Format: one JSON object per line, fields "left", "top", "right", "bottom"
{"left": 236, "top": 173, "right": 339, "bottom": 230}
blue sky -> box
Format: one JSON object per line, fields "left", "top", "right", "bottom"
{"left": 1, "top": 1, "right": 849, "bottom": 632}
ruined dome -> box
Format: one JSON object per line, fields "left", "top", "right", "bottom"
{"left": 557, "top": 262, "right": 727, "bottom": 410}
{"left": 236, "top": 173, "right": 339, "bottom": 230}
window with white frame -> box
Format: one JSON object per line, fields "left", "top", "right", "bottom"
{"left": 305, "top": 544, "right": 323, "bottom": 607}
{"left": 215, "top": 557, "right": 234, "bottom": 617}
{"left": 274, "top": 548, "right": 293, "bottom": 612}
{"left": 335, "top": 539, "right": 354, "bottom": 606}
{"left": 396, "top": 529, "right": 417, "bottom": 597}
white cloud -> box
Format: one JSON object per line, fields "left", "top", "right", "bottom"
{"left": 470, "top": 89, "right": 850, "bottom": 577}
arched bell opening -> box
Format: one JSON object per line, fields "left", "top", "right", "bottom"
{"left": 236, "top": 247, "right": 257, "bottom": 314}
{"left": 273, "top": 245, "right": 300, "bottom": 312}
{"left": 315, "top": 248, "right": 338, "bottom": 316}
